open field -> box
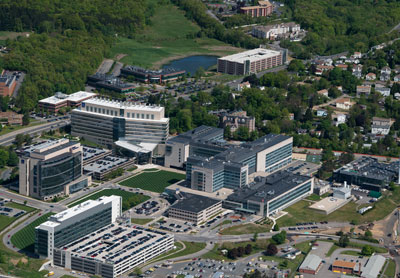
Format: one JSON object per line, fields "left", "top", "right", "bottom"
{"left": 162, "top": 241, "right": 206, "bottom": 260}
{"left": 119, "top": 170, "right": 185, "bottom": 193}
{"left": 384, "top": 259, "right": 396, "bottom": 277}
{"left": 0, "top": 215, "right": 15, "bottom": 232}
{"left": 131, "top": 218, "right": 153, "bottom": 225}
{"left": 67, "top": 188, "right": 150, "bottom": 210}
{"left": 220, "top": 223, "right": 271, "bottom": 235}
{"left": 11, "top": 212, "right": 54, "bottom": 252}
{"left": 109, "top": 2, "right": 239, "bottom": 68}
{"left": 276, "top": 190, "right": 399, "bottom": 227}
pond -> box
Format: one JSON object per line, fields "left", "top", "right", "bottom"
{"left": 162, "top": 55, "right": 218, "bottom": 76}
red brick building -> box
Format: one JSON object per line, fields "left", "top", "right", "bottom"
{"left": 0, "top": 72, "right": 17, "bottom": 97}
{"left": 240, "top": 1, "right": 273, "bottom": 17}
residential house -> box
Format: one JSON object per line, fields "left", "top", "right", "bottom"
{"left": 237, "top": 81, "right": 251, "bottom": 91}
{"left": 365, "top": 73, "right": 376, "bottom": 81}
{"left": 336, "top": 64, "right": 348, "bottom": 71}
{"left": 375, "top": 85, "right": 391, "bottom": 97}
{"left": 394, "top": 74, "right": 400, "bottom": 82}
{"left": 371, "top": 117, "right": 394, "bottom": 135}
{"left": 317, "top": 89, "right": 328, "bottom": 97}
{"left": 210, "top": 110, "right": 256, "bottom": 133}
{"left": 315, "top": 65, "right": 334, "bottom": 75}
{"left": 335, "top": 98, "right": 355, "bottom": 110}
{"left": 289, "top": 113, "right": 294, "bottom": 120}
{"left": 352, "top": 65, "right": 363, "bottom": 79}
{"left": 316, "top": 109, "right": 328, "bottom": 117}
{"left": 380, "top": 66, "right": 391, "bottom": 82}
{"left": 356, "top": 85, "right": 371, "bottom": 97}
{"left": 352, "top": 52, "right": 362, "bottom": 59}
{"left": 332, "top": 113, "right": 346, "bottom": 127}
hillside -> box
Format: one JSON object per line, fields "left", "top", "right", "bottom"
{"left": 284, "top": 0, "right": 400, "bottom": 55}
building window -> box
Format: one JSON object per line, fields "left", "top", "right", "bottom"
{"left": 106, "top": 109, "right": 109, "bottom": 115}
{"left": 151, "top": 114, "right": 154, "bottom": 120}
{"left": 146, "top": 114, "right": 149, "bottom": 119}
{"left": 127, "top": 112, "right": 130, "bottom": 118}
{"left": 94, "top": 107, "right": 97, "bottom": 113}
{"left": 90, "top": 106, "right": 93, "bottom": 112}
{"left": 137, "top": 113, "right": 140, "bottom": 118}
{"left": 132, "top": 113, "right": 135, "bottom": 118}
{"left": 141, "top": 114, "right": 144, "bottom": 119}
{"left": 102, "top": 108, "right": 105, "bottom": 114}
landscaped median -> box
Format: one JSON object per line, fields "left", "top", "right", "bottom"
{"left": 119, "top": 169, "right": 185, "bottom": 193}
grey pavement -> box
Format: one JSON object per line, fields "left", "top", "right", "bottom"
{"left": 112, "top": 62, "right": 123, "bottom": 77}
{"left": 96, "top": 59, "right": 114, "bottom": 75}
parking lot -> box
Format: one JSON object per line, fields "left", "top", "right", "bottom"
{"left": 0, "top": 201, "right": 26, "bottom": 218}
{"left": 148, "top": 256, "right": 286, "bottom": 278}
{"left": 151, "top": 217, "right": 195, "bottom": 233}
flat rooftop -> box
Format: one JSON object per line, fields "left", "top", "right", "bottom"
{"left": 334, "top": 156, "right": 398, "bottom": 182}
{"left": 18, "top": 139, "right": 79, "bottom": 157}
{"left": 309, "top": 197, "right": 348, "bottom": 213}
{"left": 166, "top": 184, "right": 233, "bottom": 201}
{"left": 227, "top": 170, "right": 311, "bottom": 203}
{"left": 84, "top": 156, "right": 129, "bottom": 174}
{"left": 82, "top": 146, "right": 109, "bottom": 161}
{"left": 60, "top": 223, "right": 173, "bottom": 266}
{"left": 170, "top": 194, "right": 221, "bottom": 213}
{"left": 168, "top": 125, "right": 223, "bottom": 144}
{"left": 39, "top": 196, "right": 119, "bottom": 228}
{"left": 219, "top": 48, "right": 281, "bottom": 64}
{"left": 82, "top": 98, "right": 164, "bottom": 112}
{"left": 122, "top": 65, "right": 186, "bottom": 76}
{"left": 39, "top": 91, "right": 96, "bottom": 104}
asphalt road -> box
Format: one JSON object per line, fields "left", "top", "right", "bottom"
{"left": 0, "top": 119, "right": 70, "bottom": 146}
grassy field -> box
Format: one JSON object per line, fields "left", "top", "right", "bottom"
{"left": 6, "top": 202, "right": 36, "bottom": 213}
{"left": 162, "top": 241, "right": 206, "bottom": 260}
{"left": 220, "top": 223, "right": 270, "bottom": 235}
{"left": 67, "top": 189, "right": 150, "bottom": 210}
{"left": 0, "top": 120, "right": 41, "bottom": 136}
{"left": 325, "top": 240, "right": 387, "bottom": 257}
{"left": 384, "top": 259, "right": 396, "bottom": 277}
{"left": 119, "top": 170, "right": 185, "bottom": 193}
{"left": 108, "top": 1, "right": 239, "bottom": 68}
{"left": 202, "top": 240, "right": 270, "bottom": 261}
{"left": 0, "top": 215, "right": 16, "bottom": 232}
{"left": 341, "top": 250, "right": 363, "bottom": 256}
{"left": 11, "top": 213, "right": 54, "bottom": 252}
{"left": 131, "top": 218, "right": 153, "bottom": 225}
{"left": 276, "top": 194, "right": 398, "bottom": 227}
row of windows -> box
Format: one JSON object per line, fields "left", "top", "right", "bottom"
{"left": 265, "top": 143, "right": 292, "bottom": 169}
{"left": 85, "top": 105, "right": 156, "bottom": 120}
{"left": 267, "top": 181, "right": 312, "bottom": 213}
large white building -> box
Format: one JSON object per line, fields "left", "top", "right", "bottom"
{"left": 252, "top": 22, "right": 300, "bottom": 40}
{"left": 71, "top": 98, "right": 169, "bottom": 162}
{"left": 35, "top": 195, "right": 122, "bottom": 258}
{"left": 217, "top": 48, "right": 283, "bottom": 75}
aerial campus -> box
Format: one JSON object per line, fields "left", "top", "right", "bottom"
{"left": 2, "top": 1, "right": 400, "bottom": 278}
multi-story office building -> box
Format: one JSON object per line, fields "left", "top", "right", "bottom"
{"left": 168, "top": 194, "right": 222, "bottom": 225}
{"left": 35, "top": 195, "right": 122, "bottom": 258}
{"left": 18, "top": 139, "right": 90, "bottom": 200}
{"left": 121, "top": 65, "right": 186, "bottom": 83}
{"left": 224, "top": 170, "right": 314, "bottom": 216}
{"left": 87, "top": 73, "right": 135, "bottom": 93}
{"left": 71, "top": 98, "right": 169, "bottom": 160}
{"left": 240, "top": 0, "right": 273, "bottom": 17}
{"left": 53, "top": 224, "right": 174, "bottom": 278}
{"left": 83, "top": 155, "right": 135, "bottom": 180}
{"left": 186, "top": 134, "right": 293, "bottom": 192}
{"left": 252, "top": 22, "right": 301, "bottom": 40}
{"left": 165, "top": 125, "right": 224, "bottom": 169}
{"left": 38, "top": 91, "right": 96, "bottom": 113}
{"left": 0, "top": 72, "right": 16, "bottom": 97}
{"left": 217, "top": 48, "right": 283, "bottom": 75}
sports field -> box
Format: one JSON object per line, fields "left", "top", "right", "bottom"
{"left": 67, "top": 188, "right": 150, "bottom": 211}
{"left": 11, "top": 212, "right": 54, "bottom": 252}
{"left": 119, "top": 170, "right": 185, "bottom": 193}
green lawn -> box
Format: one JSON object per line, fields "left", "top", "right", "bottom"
{"left": 119, "top": 170, "right": 185, "bottom": 193}
{"left": 67, "top": 189, "right": 150, "bottom": 211}
{"left": 0, "top": 215, "right": 16, "bottom": 232}
{"left": 109, "top": 1, "right": 238, "bottom": 68}
{"left": 220, "top": 223, "right": 270, "bottom": 235}
{"left": 162, "top": 241, "right": 206, "bottom": 260}
{"left": 131, "top": 218, "right": 153, "bottom": 225}
{"left": 305, "top": 194, "right": 323, "bottom": 201}
{"left": 276, "top": 193, "right": 398, "bottom": 227}
{"left": 202, "top": 240, "right": 268, "bottom": 261}
{"left": 11, "top": 213, "right": 54, "bottom": 252}
{"left": 6, "top": 202, "right": 36, "bottom": 213}
{"left": 341, "top": 250, "right": 362, "bottom": 256}
{"left": 0, "top": 120, "right": 41, "bottom": 136}
{"left": 384, "top": 259, "right": 396, "bottom": 277}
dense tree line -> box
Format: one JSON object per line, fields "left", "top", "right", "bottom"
{"left": 283, "top": 0, "right": 400, "bottom": 55}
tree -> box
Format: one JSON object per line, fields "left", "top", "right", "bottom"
{"left": 15, "top": 134, "right": 25, "bottom": 148}
{"left": 22, "top": 112, "right": 30, "bottom": 126}
{"left": 265, "top": 243, "right": 278, "bottom": 256}
{"left": 0, "top": 149, "right": 9, "bottom": 168}
{"left": 224, "top": 125, "right": 231, "bottom": 139}
{"left": 273, "top": 224, "right": 280, "bottom": 231}
{"left": 253, "top": 232, "right": 258, "bottom": 242}
{"left": 7, "top": 151, "right": 18, "bottom": 166}
{"left": 272, "top": 230, "right": 286, "bottom": 245}
{"left": 338, "top": 235, "right": 349, "bottom": 247}
{"left": 364, "top": 230, "right": 372, "bottom": 238}
{"left": 361, "top": 245, "right": 374, "bottom": 256}
{"left": 131, "top": 267, "right": 142, "bottom": 277}
{"left": 228, "top": 248, "right": 238, "bottom": 259}
{"left": 237, "top": 246, "right": 245, "bottom": 257}
{"left": 245, "top": 244, "right": 252, "bottom": 255}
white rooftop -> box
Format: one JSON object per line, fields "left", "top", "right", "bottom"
{"left": 39, "top": 91, "right": 96, "bottom": 104}
{"left": 83, "top": 98, "right": 164, "bottom": 112}
{"left": 40, "top": 196, "right": 119, "bottom": 228}
{"left": 361, "top": 255, "right": 386, "bottom": 278}
{"left": 219, "top": 48, "right": 281, "bottom": 64}
{"left": 115, "top": 140, "right": 157, "bottom": 154}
